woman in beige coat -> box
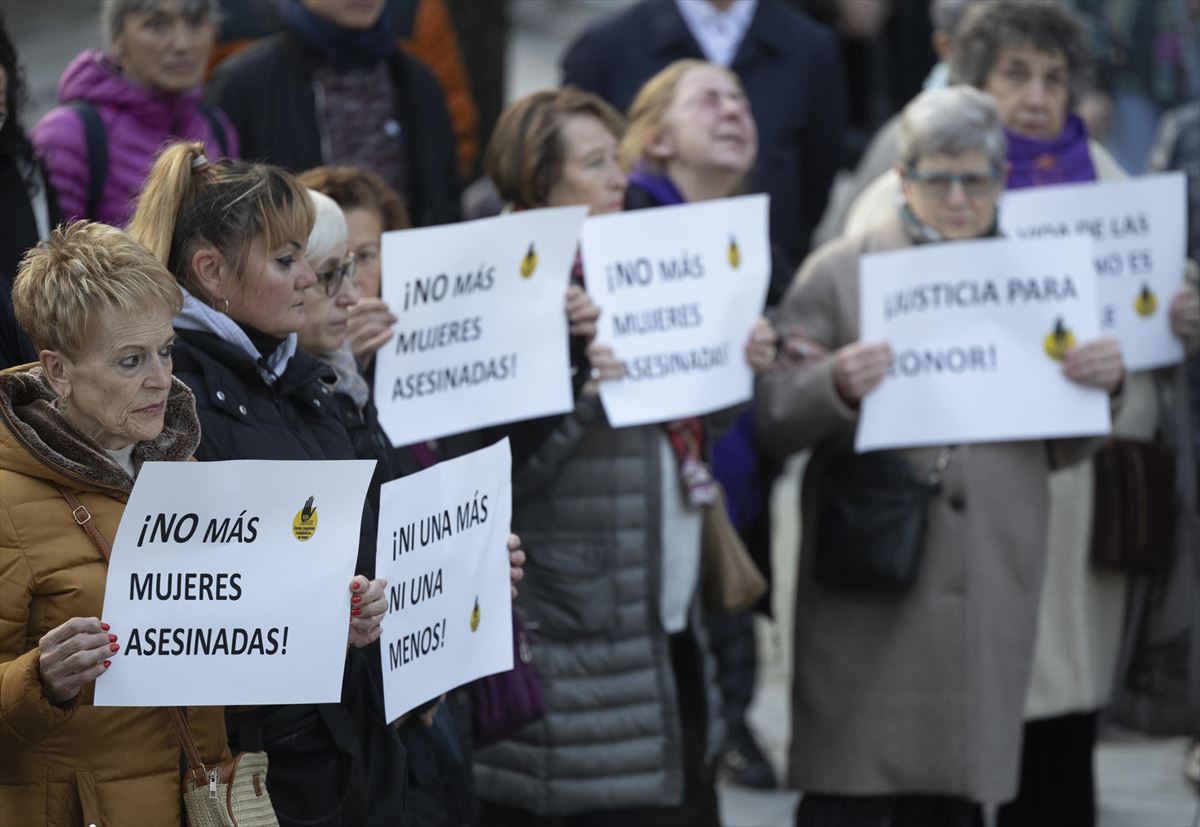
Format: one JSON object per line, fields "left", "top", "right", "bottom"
{"left": 755, "top": 86, "right": 1125, "bottom": 826}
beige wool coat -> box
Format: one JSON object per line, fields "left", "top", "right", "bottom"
{"left": 756, "top": 210, "right": 1108, "bottom": 803}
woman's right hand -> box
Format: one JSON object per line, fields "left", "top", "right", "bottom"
{"left": 582, "top": 342, "right": 627, "bottom": 397}
{"left": 832, "top": 340, "right": 893, "bottom": 405}
{"left": 566, "top": 286, "right": 600, "bottom": 343}
{"left": 38, "top": 617, "right": 115, "bottom": 705}
{"left": 347, "top": 297, "right": 398, "bottom": 367}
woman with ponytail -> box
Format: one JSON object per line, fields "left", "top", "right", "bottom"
{"left": 127, "top": 140, "right": 404, "bottom": 827}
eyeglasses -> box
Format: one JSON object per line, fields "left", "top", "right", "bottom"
{"left": 315, "top": 253, "right": 356, "bottom": 297}
{"left": 904, "top": 167, "right": 1001, "bottom": 200}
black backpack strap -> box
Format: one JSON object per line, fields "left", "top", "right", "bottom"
{"left": 198, "top": 103, "right": 229, "bottom": 158}
{"left": 67, "top": 100, "right": 107, "bottom": 219}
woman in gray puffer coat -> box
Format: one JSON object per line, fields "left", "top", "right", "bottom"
{"left": 472, "top": 85, "right": 776, "bottom": 827}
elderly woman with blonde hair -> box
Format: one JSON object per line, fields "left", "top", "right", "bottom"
{"left": 756, "top": 85, "right": 1125, "bottom": 827}
{"left": 0, "top": 221, "right": 227, "bottom": 826}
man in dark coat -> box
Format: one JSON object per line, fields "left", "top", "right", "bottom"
{"left": 206, "top": 0, "right": 461, "bottom": 228}
{"left": 562, "top": 0, "right": 844, "bottom": 302}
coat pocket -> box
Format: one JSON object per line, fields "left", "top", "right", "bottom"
{"left": 522, "top": 539, "right": 615, "bottom": 638}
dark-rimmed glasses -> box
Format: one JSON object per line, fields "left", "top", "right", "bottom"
{"left": 315, "top": 253, "right": 357, "bottom": 297}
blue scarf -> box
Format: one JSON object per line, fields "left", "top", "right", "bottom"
{"left": 278, "top": 0, "right": 402, "bottom": 71}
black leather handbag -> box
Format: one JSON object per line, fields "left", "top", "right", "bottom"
{"left": 813, "top": 449, "right": 951, "bottom": 594}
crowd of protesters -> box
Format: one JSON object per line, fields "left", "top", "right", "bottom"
{"left": 1, "top": 1, "right": 1198, "bottom": 826}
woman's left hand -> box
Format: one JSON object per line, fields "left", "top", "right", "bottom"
{"left": 508, "top": 533, "right": 526, "bottom": 599}
{"left": 348, "top": 575, "right": 388, "bottom": 648}
{"left": 566, "top": 286, "right": 600, "bottom": 343}
{"left": 744, "top": 316, "right": 778, "bottom": 374}
{"left": 1169, "top": 286, "right": 1199, "bottom": 342}
{"left": 1063, "top": 337, "right": 1124, "bottom": 395}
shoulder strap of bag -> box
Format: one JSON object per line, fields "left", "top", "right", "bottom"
{"left": 198, "top": 103, "right": 229, "bottom": 158}
{"left": 54, "top": 484, "right": 210, "bottom": 783}
{"left": 66, "top": 101, "right": 107, "bottom": 219}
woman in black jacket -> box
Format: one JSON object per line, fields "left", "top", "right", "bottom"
{"left": 127, "top": 140, "right": 402, "bottom": 827}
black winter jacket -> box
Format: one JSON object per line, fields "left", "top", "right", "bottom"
{"left": 206, "top": 31, "right": 462, "bottom": 228}
{"left": 171, "top": 330, "right": 407, "bottom": 827}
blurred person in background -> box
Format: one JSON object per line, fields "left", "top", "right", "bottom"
{"left": 756, "top": 86, "right": 1125, "bottom": 827}
{"left": 1, "top": 10, "right": 60, "bottom": 369}
{"left": 617, "top": 57, "right": 780, "bottom": 792}
{"left": 562, "top": 0, "right": 844, "bottom": 305}
{"left": 31, "top": 0, "right": 237, "bottom": 228}
{"left": 207, "top": 0, "right": 460, "bottom": 229}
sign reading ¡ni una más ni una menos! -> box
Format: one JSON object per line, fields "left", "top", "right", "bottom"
{"left": 1000, "top": 172, "right": 1187, "bottom": 371}
{"left": 93, "top": 459, "right": 376, "bottom": 707}
{"left": 375, "top": 438, "right": 513, "bottom": 723}
{"left": 580, "top": 194, "right": 771, "bottom": 428}
{"left": 373, "top": 206, "right": 589, "bottom": 446}
{"left": 855, "top": 235, "right": 1111, "bottom": 452}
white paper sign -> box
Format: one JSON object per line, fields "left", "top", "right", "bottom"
{"left": 375, "top": 439, "right": 513, "bottom": 723}
{"left": 374, "top": 206, "right": 589, "bottom": 446}
{"left": 856, "top": 236, "right": 1111, "bottom": 452}
{"left": 1001, "top": 173, "right": 1187, "bottom": 371}
{"left": 94, "top": 460, "right": 375, "bottom": 706}
{"left": 582, "top": 195, "right": 771, "bottom": 427}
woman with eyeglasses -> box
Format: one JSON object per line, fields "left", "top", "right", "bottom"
{"left": 755, "top": 86, "right": 1125, "bottom": 827}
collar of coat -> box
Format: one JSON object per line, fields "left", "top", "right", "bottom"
{"left": 648, "top": 0, "right": 792, "bottom": 65}
{"left": 0, "top": 365, "right": 200, "bottom": 496}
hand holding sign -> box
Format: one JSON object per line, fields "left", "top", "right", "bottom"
{"left": 566, "top": 286, "right": 601, "bottom": 342}
{"left": 1171, "top": 286, "right": 1199, "bottom": 342}
{"left": 744, "top": 317, "right": 779, "bottom": 374}
{"left": 349, "top": 576, "right": 389, "bottom": 648}
{"left": 508, "top": 533, "right": 525, "bottom": 599}
{"left": 834, "top": 340, "right": 894, "bottom": 405}
{"left": 38, "top": 616, "right": 114, "bottom": 705}
{"left": 1061, "top": 336, "right": 1124, "bottom": 393}
{"left": 348, "top": 297, "right": 398, "bottom": 367}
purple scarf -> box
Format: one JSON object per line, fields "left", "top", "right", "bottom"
{"left": 1005, "top": 114, "right": 1097, "bottom": 190}
{"left": 628, "top": 165, "right": 686, "bottom": 205}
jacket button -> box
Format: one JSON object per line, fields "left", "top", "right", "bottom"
{"left": 314, "top": 399, "right": 321, "bottom": 407}
{"left": 215, "top": 390, "right": 226, "bottom": 401}
{"left": 238, "top": 405, "right": 248, "bottom": 416}
{"left": 949, "top": 494, "right": 967, "bottom": 512}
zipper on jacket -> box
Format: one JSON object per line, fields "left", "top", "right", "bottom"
{"left": 312, "top": 80, "right": 332, "bottom": 164}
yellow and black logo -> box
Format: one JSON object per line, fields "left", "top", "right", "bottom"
{"left": 292, "top": 495, "right": 318, "bottom": 541}
{"left": 1043, "top": 317, "right": 1076, "bottom": 362}
{"left": 519, "top": 243, "right": 538, "bottom": 279}
{"left": 1134, "top": 284, "right": 1157, "bottom": 317}
{"left": 728, "top": 235, "right": 741, "bottom": 269}
{"left": 470, "top": 596, "right": 481, "bottom": 632}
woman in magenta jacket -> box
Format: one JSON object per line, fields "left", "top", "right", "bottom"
{"left": 32, "top": 0, "right": 237, "bottom": 227}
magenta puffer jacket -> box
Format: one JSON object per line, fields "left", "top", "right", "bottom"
{"left": 31, "top": 50, "right": 239, "bottom": 228}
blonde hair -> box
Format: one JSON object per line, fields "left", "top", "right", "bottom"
{"left": 305, "top": 189, "right": 348, "bottom": 266}
{"left": 127, "top": 141, "right": 315, "bottom": 299}
{"left": 619, "top": 59, "right": 742, "bottom": 172}
{"left": 485, "top": 87, "right": 626, "bottom": 209}
{"left": 13, "top": 221, "right": 183, "bottom": 359}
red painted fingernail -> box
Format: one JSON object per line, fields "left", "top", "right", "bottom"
{"left": 351, "top": 607, "right": 362, "bottom": 616}
{"left": 351, "top": 581, "right": 361, "bottom": 591}
{"left": 108, "top": 634, "right": 117, "bottom": 643}
{"left": 100, "top": 622, "right": 110, "bottom": 631}
{"left": 110, "top": 643, "right": 120, "bottom": 653}
{"left": 104, "top": 660, "right": 111, "bottom": 668}
{"left": 351, "top": 595, "right": 362, "bottom": 604}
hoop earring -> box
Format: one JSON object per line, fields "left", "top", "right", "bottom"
{"left": 214, "top": 295, "right": 230, "bottom": 315}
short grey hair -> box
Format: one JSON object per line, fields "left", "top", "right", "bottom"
{"left": 898, "top": 86, "right": 1007, "bottom": 169}
{"left": 305, "top": 190, "right": 348, "bottom": 267}
{"left": 929, "top": 0, "right": 985, "bottom": 34}
{"left": 949, "top": 1, "right": 1091, "bottom": 107}
{"left": 101, "top": 0, "right": 217, "bottom": 48}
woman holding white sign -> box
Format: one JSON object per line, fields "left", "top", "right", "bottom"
{"left": 127, "top": 142, "right": 402, "bottom": 827}
{"left": 0, "top": 222, "right": 230, "bottom": 826}
{"left": 756, "top": 87, "right": 1125, "bottom": 826}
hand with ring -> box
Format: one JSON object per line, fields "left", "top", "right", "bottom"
{"left": 582, "top": 343, "right": 626, "bottom": 396}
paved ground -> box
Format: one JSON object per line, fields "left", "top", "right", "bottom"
{"left": 9, "top": 2, "right": 1199, "bottom": 825}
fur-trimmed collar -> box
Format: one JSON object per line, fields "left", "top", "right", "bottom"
{"left": 0, "top": 365, "right": 201, "bottom": 494}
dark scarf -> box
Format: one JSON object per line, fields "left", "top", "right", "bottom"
{"left": 1005, "top": 113, "right": 1097, "bottom": 191}
{"left": 278, "top": 0, "right": 402, "bottom": 71}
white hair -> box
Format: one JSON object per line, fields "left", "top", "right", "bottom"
{"left": 898, "top": 86, "right": 1007, "bottom": 169}
{"left": 306, "top": 189, "right": 348, "bottom": 266}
